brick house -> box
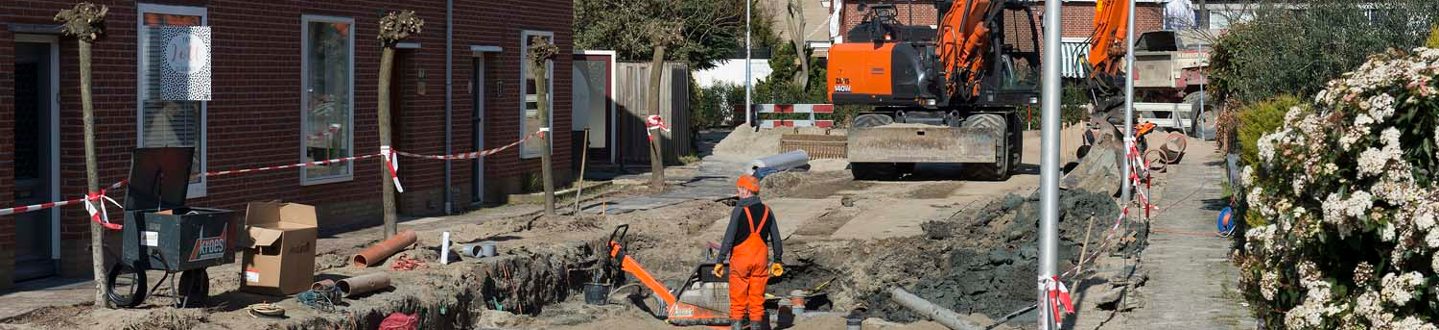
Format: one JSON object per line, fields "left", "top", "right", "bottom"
{"left": 0, "top": 0, "right": 574, "bottom": 287}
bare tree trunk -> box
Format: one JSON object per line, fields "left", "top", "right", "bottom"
{"left": 533, "top": 57, "right": 556, "bottom": 216}
{"left": 378, "top": 47, "right": 398, "bottom": 238}
{"left": 787, "top": 0, "right": 809, "bottom": 89}
{"left": 647, "top": 46, "right": 667, "bottom": 191}
{"left": 81, "top": 39, "right": 105, "bottom": 307}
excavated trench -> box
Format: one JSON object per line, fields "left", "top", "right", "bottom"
{"left": 775, "top": 189, "right": 1137, "bottom": 327}
{"left": 284, "top": 240, "right": 606, "bottom": 329}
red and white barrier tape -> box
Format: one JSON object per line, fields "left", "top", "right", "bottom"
{"left": 0, "top": 180, "right": 128, "bottom": 230}
{"left": 380, "top": 145, "right": 405, "bottom": 193}
{"left": 203, "top": 154, "right": 382, "bottom": 178}
{"left": 2, "top": 132, "right": 544, "bottom": 219}
{"left": 1040, "top": 275, "right": 1075, "bottom": 324}
{"left": 645, "top": 115, "right": 670, "bottom": 142}
{"left": 391, "top": 131, "right": 538, "bottom": 160}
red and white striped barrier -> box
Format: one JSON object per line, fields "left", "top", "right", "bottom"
{"left": 753, "top": 104, "right": 835, "bottom": 128}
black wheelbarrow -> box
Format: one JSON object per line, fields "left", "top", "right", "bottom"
{"left": 105, "top": 147, "right": 237, "bottom": 308}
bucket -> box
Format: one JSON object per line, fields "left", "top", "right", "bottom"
{"left": 583, "top": 282, "right": 611, "bottom": 305}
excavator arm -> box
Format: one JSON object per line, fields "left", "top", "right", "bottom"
{"left": 1087, "top": 0, "right": 1132, "bottom": 78}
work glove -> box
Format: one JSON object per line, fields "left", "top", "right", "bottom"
{"left": 712, "top": 263, "right": 725, "bottom": 278}
{"left": 770, "top": 263, "right": 785, "bottom": 277}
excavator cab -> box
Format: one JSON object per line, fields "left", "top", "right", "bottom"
{"left": 828, "top": 0, "right": 1041, "bottom": 180}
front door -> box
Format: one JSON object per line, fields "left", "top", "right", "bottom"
{"left": 12, "top": 36, "right": 60, "bottom": 281}
{"left": 471, "top": 56, "right": 486, "bottom": 205}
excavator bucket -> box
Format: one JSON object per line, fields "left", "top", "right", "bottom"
{"left": 846, "top": 124, "right": 999, "bottom": 164}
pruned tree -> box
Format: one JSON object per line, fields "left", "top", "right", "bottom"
{"left": 784, "top": 0, "right": 809, "bottom": 90}
{"left": 527, "top": 36, "right": 560, "bottom": 215}
{"left": 574, "top": 0, "right": 744, "bottom": 69}
{"left": 377, "top": 10, "right": 423, "bottom": 238}
{"left": 54, "top": 1, "right": 108, "bottom": 307}
{"left": 638, "top": 7, "right": 685, "bottom": 191}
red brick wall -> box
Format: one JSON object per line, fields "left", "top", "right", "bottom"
{"left": 0, "top": 25, "right": 16, "bottom": 287}
{"left": 1, "top": 0, "right": 573, "bottom": 283}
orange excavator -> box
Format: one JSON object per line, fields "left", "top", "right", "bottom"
{"left": 829, "top": 0, "right": 1041, "bottom": 180}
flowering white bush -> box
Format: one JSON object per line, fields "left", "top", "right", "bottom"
{"left": 1239, "top": 48, "right": 1439, "bottom": 329}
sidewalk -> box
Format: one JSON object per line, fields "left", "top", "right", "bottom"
{"left": 1095, "top": 140, "right": 1256, "bottom": 328}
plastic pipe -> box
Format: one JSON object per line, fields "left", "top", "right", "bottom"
{"left": 440, "top": 231, "right": 451, "bottom": 265}
{"left": 353, "top": 229, "right": 417, "bottom": 268}
{"left": 747, "top": 150, "right": 810, "bottom": 174}
{"left": 337, "top": 273, "right": 391, "bottom": 297}
{"left": 889, "top": 288, "right": 981, "bottom": 330}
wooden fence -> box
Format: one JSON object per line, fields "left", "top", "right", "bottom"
{"left": 615, "top": 62, "right": 691, "bottom": 165}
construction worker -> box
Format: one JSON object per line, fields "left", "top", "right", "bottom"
{"left": 713, "top": 175, "right": 784, "bottom": 330}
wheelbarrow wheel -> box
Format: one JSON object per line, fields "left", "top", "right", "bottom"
{"left": 177, "top": 270, "right": 209, "bottom": 308}
{"left": 106, "top": 262, "right": 147, "bottom": 308}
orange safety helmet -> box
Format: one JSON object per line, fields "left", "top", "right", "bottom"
{"left": 736, "top": 175, "right": 761, "bottom": 193}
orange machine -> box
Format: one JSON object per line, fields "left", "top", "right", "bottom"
{"left": 828, "top": 1, "right": 1040, "bottom": 180}
{"left": 605, "top": 225, "right": 736, "bottom": 327}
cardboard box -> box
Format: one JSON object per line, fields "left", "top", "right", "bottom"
{"left": 240, "top": 201, "right": 318, "bottom": 296}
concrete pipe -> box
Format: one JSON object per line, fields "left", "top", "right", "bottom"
{"left": 747, "top": 150, "right": 810, "bottom": 175}
{"left": 888, "top": 288, "right": 982, "bottom": 330}
{"left": 337, "top": 273, "right": 391, "bottom": 297}
{"left": 312, "top": 279, "right": 336, "bottom": 291}
{"left": 353, "top": 230, "right": 417, "bottom": 268}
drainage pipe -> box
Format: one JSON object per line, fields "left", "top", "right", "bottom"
{"left": 353, "top": 229, "right": 417, "bottom": 268}
{"left": 337, "top": 273, "right": 392, "bottom": 297}
{"left": 888, "top": 288, "right": 981, "bottom": 330}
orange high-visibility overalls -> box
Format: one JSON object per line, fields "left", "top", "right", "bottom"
{"left": 728, "top": 206, "right": 771, "bottom": 322}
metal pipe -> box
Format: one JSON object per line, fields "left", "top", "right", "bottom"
{"left": 888, "top": 288, "right": 982, "bottom": 330}
{"left": 1122, "top": 0, "right": 1136, "bottom": 203}
{"left": 745, "top": 0, "right": 753, "bottom": 126}
{"left": 1037, "top": 0, "right": 1064, "bottom": 328}
{"left": 352, "top": 229, "right": 417, "bottom": 268}
{"left": 337, "top": 273, "right": 392, "bottom": 297}
{"left": 444, "top": 0, "right": 454, "bottom": 214}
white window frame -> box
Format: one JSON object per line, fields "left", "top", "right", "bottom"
{"left": 136, "top": 3, "right": 208, "bottom": 198}
{"left": 520, "top": 30, "right": 555, "bottom": 159}
{"left": 299, "top": 15, "right": 357, "bottom": 185}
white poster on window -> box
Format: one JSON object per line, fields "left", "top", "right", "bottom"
{"left": 160, "top": 27, "right": 212, "bottom": 101}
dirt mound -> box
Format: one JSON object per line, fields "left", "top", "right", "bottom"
{"left": 712, "top": 128, "right": 784, "bottom": 160}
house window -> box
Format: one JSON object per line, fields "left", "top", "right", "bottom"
{"left": 301, "top": 15, "right": 355, "bottom": 184}
{"left": 520, "top": 30, "right": 555, "bottom": 159}
{"left": 137, "top": 4, "right": 207, "bottom": 197}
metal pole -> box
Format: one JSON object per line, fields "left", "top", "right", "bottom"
{"left": 1038, "top": 0, "right": 1064, "bottom": 328}
{"left": 1121, "top": 0, "right": 1136, "bottom": 203}
{"left": 745, "top": 0, "right": 754, "bottom": 126}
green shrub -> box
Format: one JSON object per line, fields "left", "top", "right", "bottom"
{"left": 1238, "top": 48, "right": 1439, "bottom": 329}
{"left": 1209, "top": 0, "right": 1438, "bottom": 105}
{"left": 1236, "top": 96, "right": 1301, "bottom": 168}
{"left": 1428, "top": 24, "right": 1439, "bottom": 48}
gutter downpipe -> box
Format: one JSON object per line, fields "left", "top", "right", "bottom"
{"left": 444, "top": 0, "right": 455, "bottom": 214}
